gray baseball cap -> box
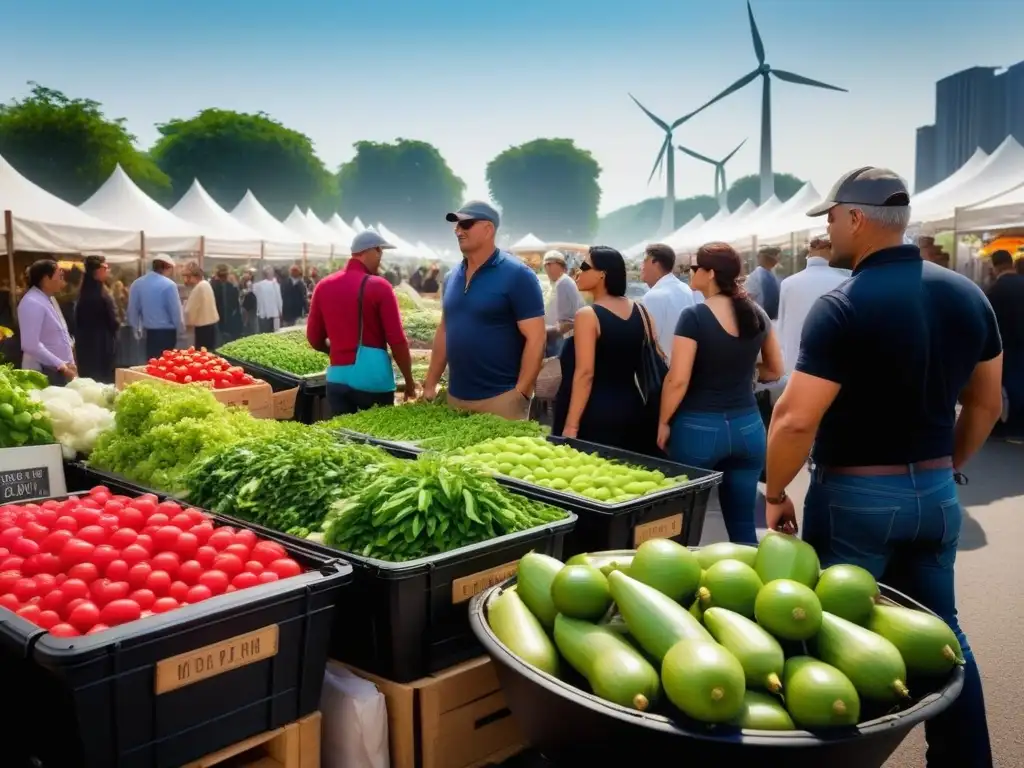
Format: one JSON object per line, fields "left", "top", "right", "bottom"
{"left": 445, "top": 200, "right": 500, "bottom": 228}
{"left": 350, "top": 230, "right": 395, "bottom": 254}
{"left": 806, "top": 167, "right": 910, "bottom": 217}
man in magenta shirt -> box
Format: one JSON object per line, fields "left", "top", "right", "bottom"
{"left": 307, "top": 230, "right": 415, "bottom": 415}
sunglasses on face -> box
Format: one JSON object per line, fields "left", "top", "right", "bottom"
{"left": 578, "top": 261, "right": 594, "bottom": 272}
{"left": 456, "top": 219, "right": 480, "bottom": 231}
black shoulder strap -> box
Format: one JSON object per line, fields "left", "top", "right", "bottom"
{"left": 356, "top": 274, "right": 370, "bottom": 348}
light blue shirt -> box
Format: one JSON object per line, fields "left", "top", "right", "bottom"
{"left": 641, "top": 273, "right": 696, "bottom": 363}
{"left": 127, "top": 271, "right": 183, "bottom": 332}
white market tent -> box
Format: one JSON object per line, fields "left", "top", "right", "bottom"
{"left": 911, "top": 148, "right": 988, "bottom": 211}
{"left": 352, "top": 216, "right": 367, "bottom": 231}
{"left": 717, "top": 196, "right": 784, "bottom": 243}
{"left": 674, "top": 200, "right": 758, "bottom": 250}
{"left": 377, "top": 223, "right": 421, "bottom": 258}
{"left": 623, "top": 213, "right": 706, "bottom": 259}
{"left": 284, "top": 206, "right": 334, "bottom": 258}
{"left": 736, "top": 182, "right": 825, "bottom": 245}
{"left": 229, "top": 190, "right": 305, "bottom": 260}
{"left": 305, "top": 210, "right": 349, "bottom": 255}
{"left": 79, "top": 165, "right": 201, "bottom": 254}
{"left": 0, "top": 154, "right": 140, "bottom": 258}
{"left": 170, "top": 180, "right": 263, "bottom": 258}
{"left": 957, "top": 180, "right": 1024, "bottom": 232}
{"left": 327, "top": 213, "right": 357, "bottom": 245}
{"left": 510, "top": 233, "right": 547, "bottom": 253}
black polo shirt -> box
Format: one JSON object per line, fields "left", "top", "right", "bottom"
{"left": 796, "top": 245, "right": 1002, "bottom": 466}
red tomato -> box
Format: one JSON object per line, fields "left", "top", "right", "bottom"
{"left": 105, "top": 559, "right": 130, "bottom": 582}
{"left": 22, "top": 522, "right": 49, "bottom": 542}
{"left": 61, "top": 578, "right": 90, "bottom": 601}
{"left": 53, "top": 516, "right": 78, "bottom": 533}
{"left": 11, "top": 537, "right": 39, "bottom": 558}
{"left": 152, "top": 597, "right": 179, "bottom": 613}
{"left": 24, "top": 552, "right": 61, "bottom": 576}
{"left": 153, "top": 526, "right": 183, "bottom": 552}
{"left": 268, "top": 558, "right": 303, "bottom": 579}
{"left": 86, "top": 623, "right": 109, "bottom": 635}
{"left": 195, "top": 545, "right": 217, "bottom": 568}
{"left": 49, "top": 623, "right": 80, "bottom": 637}
{"left": 36, "top": 609, "right": 60, "bottom": 629}
{"left": 120, "top": 544, "right": 150, "bottom": 566}
{"left": 32, "top": 573, "right": 57, "bottom": 594}
{"left": 103, "top": 500, "right": 125, "bottom": 517}
{"left": 173, "top": 532, "right": 199, "bottom": 559}
{"left": 0, "top": 592, "right": 21, "bottom": 611}
{"left": 231, "top": 571, "right": 259, "bottom": 590}
{"left": 186, "top": 584, "right": 212, "bottom": 604}
{"left": 90, "top": 489, "right": 111, "bottom": 507}
{"left": 244, "top": 560, "right": 264, "bottom": 575}
{"left": 0, "top": 570, "right": 21, "bottom": 593}
{"left": 169, "top": 513, "right": 194, "bottom": 531}
{"left": 97, "top": 514, "right": 121, "bottom": 532}
{"left": 0, "top": 556, "right": 24, "bottom": 572}
{"left": 145, "top": 570, "right": 172, "bottom": 596}
{"left": 100, "top": 599, "right": 141, "bottom": 626}
{"left": 146, "top": 513, "right": 171, "bottom": 530}
{"left": 127, "top": 562, "right": 153, "bottom": 589}
{"left": 130, "top": 498, "right": 157, "bottom": 518}
{"left": 63, "top": 597, "right": 89, "bottom": 617}
{"left": 207, "top": 530, "right": 234, "bottom": 551}
{"left": 71, "top": 507, "right": 101, "bottom": 527}
{"left": 257, "top": 571, "right": 279, "bottom": 585}
{"left": 129, "top": 589, "right": 155, "bottom": 610}
{"left": 213, "top": 553, "right": 243, "bottom": 578}
{"left": 223, "top": 543, "right": 251, "bottom": 561}
{"left": 118, "top": 507, "right": 145, "bottom": 531}
{"left": 186, "top": 508, "right": 208, "bottom": 525}
{"left": 91, "top": 580, "right": 130, "bottom": 607}
{"left": 16, "top": 604, "right": 41, "bottom": 623}
{"left": 76, "top": 525, "right": 106, "bottom": 546}
{"left": 198, "top": 570, "right": 229, "bottom": 595}
{"left": 65, "top": 562, "right": 100, "bottom": 583}
{"left": 0, "top": 527, "right": 23, "bottom": 547}
{"left": 177, "top": 560, "right": 203, "bottom": 585}
{"left": 91, "top": 545, "right": 121, "bottom": 573}
{"left": 189, "top": 523, "right": 214, "bottom": 545}
{"left": 251, "top": 541, "right": 286, "bottom": 566}
{"left": 150, "top": 551, "right": 180, "bottom": 576}
{"left": 67, "top": 601, "right": 101, "bottom": 633}
{"left": 108, "top": 528, "right": 138, "bottom": 549}
{"left": 168, "top": 581, "right": 190, "bottom": 603}
{"left": 40, "top": 588, "right": 65, "bottom": 612}
{"left": 135, "top": 534, "right": 154, "bottom": 553}
{"left": 12, "top": 578, "right": 38, "bottom": 602}
{"left": 59, "top": 539, "right": 95, "bottom": 570}
{"left": 156, "top": 501, "right": 182, "bottom": 516}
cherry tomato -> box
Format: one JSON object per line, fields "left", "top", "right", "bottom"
{"left": 146, "top": 513, "right": 171, "bottom": 530}
{"left": 0, "top": 592, "right": 21, "bottom": 611}
{"left": 35, "top": 508, "right": 57, "bottom": 528}
{"left": 108, "top": 528, "right": 138, "bottom": 549}
{"left": 91, "top": 545, "right": 121, "bottom": 573}
{"left": 152, "top": 551, "right": 181, "bottom": 576}
{"left": 186, "top": 584, "right": 212, "bottom": 604}
{"left": 189, "top": 523, "right": 214, "bottom": 545}
{"left": 71, "top": 507, "right": 101, "bottom": 527}
{"left": 0, "top": 527, "right": 23, "bottom": 547}
{"left": 170, "top": 513, "right": 194, "bottom": 531}
{"left": 213, "top": 553, "right": 243, "bottom": 578}
{"left": 128, "top": 562, "right": 153, "bottom": 589}
{"left": 231, "top": 571, "right": 259, "bottom": 590}
{"left": 118, "top": 507, "right": 145, "bottom": 531}
{"left": 91, "top": 579, "right": 130, "bottom": 607}
{"left": 36, "top": 609, "right": 61, "bottom": 629}
{"left": 40, "top": 588, "right": 66, "bottom": 612}
{"left": 90, "top": 490, "right": 110, "bottom": 507}
{"left": 66, "top": 562, "right": 100, "bottom": 583}
{"left": 172, "top": 532, "right": 199, "bottom": 559}
{"left": 244, "top": 560, "right": 264, "bottom": 575}
{"left": 145, "top": 570, "right": 172, "bottom": 596}
{"left": 103, "top": 500, "right": 125, "bottom": 517}
{"left": 251, "top": 541, "right": 286, "bottom": 566}
{"left": 156, "top": 501, "right": 182, "bottom": 517}
{"left": 130, "top": 498, "right": 157, "bottom": 518}
{"left": 16, "top": 604, "right": 42, "bottom": 623}
{"left": 97, "top": 514, "right": 121, "bottom": 532}
{"left": 185, "top": 508, "right": 208, "bottom": 525}
{"left": 198, "top": 570, "right": 229, "bottom": 595}
{"left": 12, "top": 578, "right": 38, "bottom": 602}
{"left": 177, "top": 560, "right": 203, "bottom": 585}
{"left": 195, "top": 546, "right": 217, "bottom": 568}
{"left": 268, "top": 558, "right": 302, "bottom": 579}
{"left": 67, "top": 601, "right": 101, "bottom": 633}
{"left": 61, "top": 578, "right": 90, "bottom": 601}
{"left": 32, "top": 573, "right": 57, "bottom": 594}
{"left": 0, "top": 556, "right": 24, "bottom": 572}
{"left": 53, "top": 516, "right": 78, "bottom": 533}
{"left": 105, "top": 559, "right": 130, "bottom": 582}
{"left": 49, "top": 623, "right": 80, "bottom": 637}
{"left": 11, "top": 537, "right": 39, "bottom": 558}
{"left": 233, "top": 529, "right": 258, "bottom": 550}
{"left": 59, "top": 539, "right": 95, "bottom": 570}
{"left": 135, "top": 534, "right": 154, "bottom": 553}
{"left": 86, "top": 624, "right": 109, "bottom": 635}
{"left": 22, "top": 522, "right": 49, "bottom": 542}
{"left": 207, "top": 530, "right": 234, "bottom": 551}
{"left": 152, "top": 597, "right": 179, "bottom": 613}
{"left": 168, "top": 581, "right": 190, "bottom": 603}
{"left": 63, "top": 597, "right": 89, "bottom": 617}
{"left": 257, "top": 571, "right": 279, "bottom": 585}
{"left": 26, "top": 552, "right": 61, "bottom": 576}
{"left": 129, "top": 589, "right": 156, "bottom": 610}
{"left": 0, "top": 570, "right": 21, "bottom": 594}
{"left": 120, "top": 544, "right": 150, "bottom": 566}
{"left": 100, "top": 599, "right": 142, "bottom": 626}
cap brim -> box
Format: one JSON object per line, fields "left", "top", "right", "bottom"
{"left": 380, "top": 242, "right": 397, "bottom": 250}
{"left": 805, "top": 200, "right": 836, "bottom": 217}
{"left": 445, "top": 212, "right": 470, "bottom": 222}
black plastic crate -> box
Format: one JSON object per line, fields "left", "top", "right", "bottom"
{"left": 217, "top": 352, "right": 327, "bottom": 424}
{"left": 0, "top": 485, "right": 352, "bottom": 768}
{"left": 334, "top": 428, "right": 422, "bottom": 460}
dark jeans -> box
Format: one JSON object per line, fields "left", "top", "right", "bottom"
{"left": 258, "top": 317, "right": 276, "bottom": 334}
{"left": 327, "top": 383, "right": 393, "bottom": 416}
{"left": 194, "top": 323, "right": 217, "bottom": 351}
{"left": 144, "top": 328, "right": 178, "bottom": 360}
{"left": 802, "top": 467, "right": 992, "bottom": 768}
{"left": 667, "top": 407, "right": 764, "bottom": 544}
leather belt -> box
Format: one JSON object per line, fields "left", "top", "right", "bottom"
{"left": 822, "top": 456, "right": 953, "bottom": 477}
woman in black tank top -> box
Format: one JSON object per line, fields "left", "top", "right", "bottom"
{"left": 554, "top": 246, "right": 658, "bottom": 455}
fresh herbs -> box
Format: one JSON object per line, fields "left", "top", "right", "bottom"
{"left": 218, "top": 331, "right": 329, "bottom": 376}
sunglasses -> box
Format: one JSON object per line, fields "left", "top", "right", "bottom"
{"left": 579, "top": 262, "right": 594, "bottom": 272}
{"left": 456, "top": 219, "right": 480, "bottom": 231}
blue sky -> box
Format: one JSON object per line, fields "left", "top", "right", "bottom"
{"left": 1, "top": 0, "right": 1022, "bottom": 215}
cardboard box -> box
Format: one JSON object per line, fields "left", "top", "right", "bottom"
{"left": 345, "top": 657, "right": 523, "bottom": 768}
{"left": 115, "top": 367, "right": 276, "bottom": 419}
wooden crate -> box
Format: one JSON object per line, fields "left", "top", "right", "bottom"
{"left": 272, "top": 387, "right": 300, "bottom": 420}
{"left": 181, "top": 711, "right": 321, "bottom": 768}
{"left": 115, "top": 367, "right": 276, "bottom": 419}
{"left": 344, "top": 657, "right": 523, "bottom": 768}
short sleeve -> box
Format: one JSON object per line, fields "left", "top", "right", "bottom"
{"left": 674, "top": 304, "right": 703, "bottom": 340}
{"left": 978, "top": 293, "right": 1003, "bottom": 362}
{"left": 795, "top": 293, "right": 849, "bottom": 383}
{"left": 509, "top": 265, "right": 545, "bottom": 321}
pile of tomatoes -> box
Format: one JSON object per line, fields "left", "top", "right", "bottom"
{"left": 144, "top": 347, "right": 258, "bottom": 389}
{"left": 0, "top": 486, "right": 305, "bottom": 637}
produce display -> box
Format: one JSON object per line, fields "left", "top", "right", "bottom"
{"left": 452, "top": 436, "right": 687, "bottom": 502}
{"left": 143, "top": 347, "right": 259, "bottom": 388}
{"left": 0, "top": 486, "right": 308, "bottom": 637}
{"left": 89, "top": 382, "right": 278, "bottom": 492}
{"left": 317, "top": 454, "right": 567, "bottom": 561}
{"left": 401, "top": 307, "right": 442, "bottom": 348}
{"left": 0, "top": 365, "right": 54, "bottom": 448}
{"left": 33, "top": 379, "right": 116, "bottom": 458}
{"left": 184, "top": 427, "right": 393, "bottom": 536}
{"left": 487, "top": 534, "right": 965, "bottom": 731}
{"left": 218, "top": 332, "right": 329, "bottom": 376}
{"left": 326, "top": 401, "right": 547, "bottom": 451}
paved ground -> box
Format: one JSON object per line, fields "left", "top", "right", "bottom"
{"left": 697, "top": 438, "right": 1024, "bottom": 768}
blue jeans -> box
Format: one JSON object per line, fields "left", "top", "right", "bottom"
{"left": 667, "top": 407, "right": 764, "bottom": 544}
{"left": 803, "top": 468, "right": 992, "bottom": 768}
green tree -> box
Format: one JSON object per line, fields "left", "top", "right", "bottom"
{"left": 726, "top": 173, "right": 803, "bottom": 211}
{"left": 150, "top": 109, "right": 335, "bottom": 219}
{"left": 486, "top": 139, "right": 601, "bottom": 241}
{"left": 336, "top": 139, "right": 465, "bottom": 243}
{"left": 0, "top": 82, "right": 170, "bottom": 204}
{"left": 597, "top": 195, "right": 719, "bottom": 247}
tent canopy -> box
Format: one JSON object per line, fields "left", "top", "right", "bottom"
{"left": 733, "top": 182, "right": 824, "bottom": 245}
{"left": 230, "top": 190, "right": 304, "bottom": 260}
{"left": 304, "top": 210, "right": 349, "bottom": 254}
{"left": 170, "top": 180, "right": 263, "bottom": 257}
{"left": 376, "top": 223, "right": 421, "bottom": 258}
{"left": 327, "top": 213, "right": 357, "bottom": 246}
{"left": 283, "top": 206, "right": 333, "bottom": 252}
{"left": 625, "top": 214, "right": 706, "bottom": 259}
{"left": 674, "top": 200, "right": 758, "bottom": 250}
{"left": 911, "top": 148, "right": 988, "bottom": 211}
{"left": 717, "top": 196, "right": 784, "bottom": 243}
{"left": 510, "top": 233, "right": 547, "bottom": 253}
{"left": 957, "top": 180, "right": 1024, "bottom": 232}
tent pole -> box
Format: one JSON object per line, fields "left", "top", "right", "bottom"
{"left": 139, "top": 231, "right": 146, "bottom": 278}
{"left": 790, "top": 232, "right": 797, "bottom": 274}
{"left": 198, "top": 237, "right": 205, "bottom": 270}
{"left": 4, "top": 211, "right": 15, "bottom": 319}
{"left": 259, "top": 241, "right": 265, "bottom": 273}
{"left": 951, "top": 210, "right": 959, "bottom": 272}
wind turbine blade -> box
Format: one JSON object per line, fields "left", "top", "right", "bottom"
{"left": 647, "top": 137, "right": 669, "bottom": 185}
{"left": 680, "top": 70, "right": 760, "bottom": 121}
{"left": 723, "top": 138, "right": 748, "bottom": 163}
{"left": 676, "top": 145, "right": 718, "bottom": 166}
{"left": 772, "top": 69, "right": 848, "bottom": 92}
{"left": 629, "top": 93, "right": 670, "bottom": 131}
{"left": 747, "top": 1, "right": 766, "bottom": 65}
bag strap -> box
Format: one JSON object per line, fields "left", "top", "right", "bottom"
{"left": 636, "top": 303, "right": 668, "bottom": 361}
{"left": 356, "top": 274, "right": 370, "bottom": 348}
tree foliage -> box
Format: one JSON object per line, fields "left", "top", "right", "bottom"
{"left": 336, "top": 139, "right": 465, "bottom": 243}
{"left": 0, "top": 82, "right": 169, "bottom": 204}
{"left": 486, "top": 139, "right": 601, "bottom": 241}
{"left": 726, "top": 173, "right": 803, "bottom": 211}
{"left": 150, "top": 109, "right": 335, "bottom": 219}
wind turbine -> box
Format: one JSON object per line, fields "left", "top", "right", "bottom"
{"left": 685, "top": 1, "right": 846, "bottom": 204}
{"left": 677, "top": 139, "right": 747, "bottom": 212}
{"left": 629, "top": 95, "right": 706, "bottom": 236}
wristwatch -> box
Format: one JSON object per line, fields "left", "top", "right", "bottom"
{"left": 766, "top": 489, "right": 787, "bottom": 505}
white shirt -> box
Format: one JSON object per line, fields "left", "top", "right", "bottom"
{"left": 252, "top": 279, "right": 283, "bottom": 320}
{"left": 544, "top": 273, "right": 583, "bottom": 331}
{"left": 777, "top": 257, "right": 852, "bottom": 372}
{"left": 641, "top": 273, "right": 696, "bottom": 362}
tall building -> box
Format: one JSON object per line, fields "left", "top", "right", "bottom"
{"left": 914, "top": 60, "right": 1024, "bottom": 192}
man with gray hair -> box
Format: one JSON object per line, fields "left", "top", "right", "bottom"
{"left": 542, "top": 249, "right": 582, "bottom": 357}
{"left": 764, "top": 167, "right": 1001, "bottom": 766}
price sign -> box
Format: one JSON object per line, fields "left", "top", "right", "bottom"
{"left": 0, "top": 444, "right": 65, "bottom": 502}
{"left": 0, "top": 467, "right": 50, "bottom": 501}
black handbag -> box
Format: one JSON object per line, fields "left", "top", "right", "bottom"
{"left": 635, "top": 303, "right": 669, "bottom": 406}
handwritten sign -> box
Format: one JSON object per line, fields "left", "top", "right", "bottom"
{"left": 0, "top": 467, "right": 50, "bottom": 502}
{"left": 633, "top": 513, "right": 684, "bottom": 546}
{"left": 451, "top": 561, "right": 520, "bottom": 604}
{"left": 154, "top": 625, "right": 279, "bottom": 694}
{"left": 0, "top": 444, "right": 64, "bottom": 501}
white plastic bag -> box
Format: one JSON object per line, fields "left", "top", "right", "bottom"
{"left": 320, "top": 662, "right": 390, "bottom": 768}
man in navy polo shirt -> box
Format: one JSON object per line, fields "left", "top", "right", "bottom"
{"left": 422, "top": 201, "right": 545, "bottom": 420}
{"left": 764, "top": 167, "right": 1002, "bottom": 767}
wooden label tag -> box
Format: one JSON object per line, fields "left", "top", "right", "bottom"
{"left": 155, "top": 624, "right": 279, "bottom": 694}
{"left": 633, "top": 513, "right": 684, "bottom": 546}
{"left": 451, "top": 561, "right": 520, "bottom": 604}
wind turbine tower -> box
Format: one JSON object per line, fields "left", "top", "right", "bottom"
{"left": 677, "top": 139, "right": 747, "bottom": 212}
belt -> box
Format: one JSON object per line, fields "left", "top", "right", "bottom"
{"left": 821, "top": 456, "right": 953, "bottom": 477}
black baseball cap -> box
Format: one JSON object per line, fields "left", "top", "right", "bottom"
{"left": 806, "top": 167, "right": 910, "bottom": 217}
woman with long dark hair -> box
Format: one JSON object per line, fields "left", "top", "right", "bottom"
{"left": 554, "top": 246, "right": 659, "bottom": 455}
{"left": 74, "top": 255, "right": 119, "bottom": 382}
{"left": 658, "top": 243, "right": 784, "bottom": 543}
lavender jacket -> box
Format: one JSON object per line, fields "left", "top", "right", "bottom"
{"left": 18, "top": 287, "right": 73, "bottom": 370}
